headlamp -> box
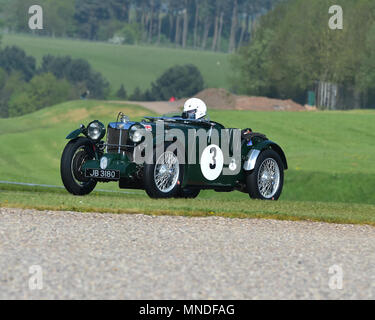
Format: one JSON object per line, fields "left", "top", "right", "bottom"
{"left": 87, "top": 120, "right": 105, "bottom": 141}
{"left": 129, "top": 125, "right": 144, "bottom": 143}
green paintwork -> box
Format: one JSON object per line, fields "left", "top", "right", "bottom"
{"left": 250, "top": 140, "right": 288, "bottom": 170}
{"left": 66, "top": 127, "right": 83, "bottom": 140}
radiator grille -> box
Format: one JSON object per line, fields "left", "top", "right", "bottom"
{"left": 106, "top": 127, "right": 129, "bottom": 153}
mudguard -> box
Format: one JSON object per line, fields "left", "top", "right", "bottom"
{"left": 66, "top": 126, "right": 84, "bottom": 140}
{"left": 243, "top": 140, "right": 288, "bottom": 171}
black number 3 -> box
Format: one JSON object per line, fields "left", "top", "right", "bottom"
{"left": 209, "top": 147, "right": 217, "bottom": 170}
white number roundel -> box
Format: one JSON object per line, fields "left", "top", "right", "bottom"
{"left": 200, "top": 145, "right": 224, "bottom": 181}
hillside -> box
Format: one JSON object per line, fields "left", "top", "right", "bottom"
{"left": 0, "top": 100, "right": 374, "bottom": 205}
{"left": 2, "top": 34, "right": 231, "bottom": 94}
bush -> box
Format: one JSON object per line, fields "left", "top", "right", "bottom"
{"left": 116, "top": 84, "right": 127, "bottom": 99}
{"left": 8, "top": 73, "right": 74, "bottom": 117}
{"left": 129, "top": 87, "right": 143, "bottom": 101}
{"left": 150, "top": 64, "right": 204, "bottom": 100}
{"left": 116, "top": 23, "right": 143, "bottom": 45}
{"left": 39, "top": 55, "right": 110, "bottom": 99}
{"left": 0, "top": 71, "right": 25, "bottom": 118}
{"left": 0, "top": 46, "right": 36, "bottom": 81}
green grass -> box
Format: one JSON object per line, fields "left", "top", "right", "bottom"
{"left": 208, "top": 109, "right": 375, "bottom": 204}
{"left": 0, "top": 100, "right": 374, "bottom": 224}
{"left": 2, "top": 33, "right": 231, "bottom": 94}
{"left": 0, "top": 100, "right": 155, "bottom": 187}
{"left": 1, "top": 184, "right": 375, "bottom": 226}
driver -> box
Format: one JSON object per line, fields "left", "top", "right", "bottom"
{"left": 182, "top": 98, "right": 207, "bottom": 120}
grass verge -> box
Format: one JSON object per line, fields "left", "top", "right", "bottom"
{"left": 1, "top": 185, "right": 375, "bottom": 226}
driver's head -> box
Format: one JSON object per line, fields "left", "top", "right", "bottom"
{"left": 182, "top": 98, "right": 207, "bottom": 120}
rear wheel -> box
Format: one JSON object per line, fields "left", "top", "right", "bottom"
{"left": 246, "top": 149, "right": 284, "bottom": 200}
{"left": 60, "top": 138, "right": 97, "bottom": 195}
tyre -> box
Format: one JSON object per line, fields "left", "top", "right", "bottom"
{"left": 60, "top": 138, "right": 97, "bottom": 196}
{"left": 143, "top": 145, "right": 184, "bottom": 199}
{"left": 177, "top": 188, "right": 200, "bottom": 199}
{"left": 246, "top": 149, "right": 284, "bottom": 200}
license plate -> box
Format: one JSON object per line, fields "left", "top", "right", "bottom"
{"left": 85, "top": 169, "right": 120, "bottom": 180}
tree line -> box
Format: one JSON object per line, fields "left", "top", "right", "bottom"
{"left": 2, "top": 0, "right": 281, "bottom": 52}
{"left": 0, "top": 41, "right": 205, "bottom": 117}
{"left": 231, "top": 0, "right": 375, "bottom": 109}
{"left": 0, "top": 45, "right": 109, "bottom": 117}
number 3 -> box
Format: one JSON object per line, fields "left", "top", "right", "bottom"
{"left": 209, "top": 147, "right": 217, "bottom": 169}
{"left": 200, "top": 145, "right": 224, "bottom": 181}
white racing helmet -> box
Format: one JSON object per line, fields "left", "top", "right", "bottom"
{"left": 182, "top": 98, "right": 207, "bottom": 120}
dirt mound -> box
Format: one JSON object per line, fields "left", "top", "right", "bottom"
{"left": 185, "top": 88, "right": 306, "bottom": 111}
{"left": 121, "top": 88, "right": 307, "bottom": 115}
{"left": 235, "top": 95, "right": 305, "bottom": 111}
{"left": 194, "top": 88, "right": 237, "bottom": 109}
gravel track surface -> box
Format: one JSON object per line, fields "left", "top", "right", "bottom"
{"left": 0, "top": 208, "right": 374, "bottom": 299}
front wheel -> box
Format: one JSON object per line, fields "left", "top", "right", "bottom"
{"left": 177, "top": 188, "right": 200, "bottom": 199}
{"left": 144, "top": 147, "right": 183, "bottom": 199}
{"left": 246, "top": 149, "right": 284, "bottom": 200}
{"left": 60, "top": 138, "right": 97, "bottom": 195}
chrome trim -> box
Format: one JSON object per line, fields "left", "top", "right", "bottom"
{"left": 108, "top": 122, "right": 135, "bottom": 130}
{"left": 118, "top": 128, "right": 122, "bottom": 154}
{"left": 243, "top": 149, "right": 260, "bottom": 171}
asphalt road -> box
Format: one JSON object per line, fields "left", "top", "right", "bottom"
{"left": 0, "top": 207, "right": 374, "bottom": 299}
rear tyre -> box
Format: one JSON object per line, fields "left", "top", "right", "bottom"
{"left": 246, "top": 149, "right": 284, "bottom": 200}
{"left": 60, "top": 138, "right": 97, "bottom": 196}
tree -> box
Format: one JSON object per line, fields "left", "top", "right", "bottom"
{"left": 39, "top": 55, "right": 110, "bottom": 99}
{"left": 200, "top": 0, "right": 215, "bottom": 50}
{"left": 0, "top": 69, "right": 25, "bottom": 118}
{"left": 110, "top": 0, "right": 132, "bottom": 22}
{"left": 228, "top": 0, "right": 238, "bottom": 52}
{"left": 43, "top": 0, "right": 75, "bottom": 37}
{"left": 150, "top": 64, "right": 204, "bottom": 100}
{"left": 181, "top": 0, "right": 190, "bottom": 48}
{"left": 230, "top": 28, "right": 274, "bottom": 96}
{"left": 116, "top": 23, "right": 143, "bottom": 44}
{"left": 8, "top": 73, "right": 73, "bottom": 117}
{"left": 74, "top": 0, "right": 112, "bottom": 40}
{"left": 231, "top": 0, "right": 375, "bottom": 109}
{"left": 117, "top": 84, "right": 127, "bottom": 99}
{"left": 129, "top": 87, "right": 144, "bottom": 101}
{"left": 0, "top": 46, "right": 36, "bottom": 81}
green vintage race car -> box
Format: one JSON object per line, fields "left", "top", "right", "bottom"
{"left": 60, "top": 110, "right": 287, "bottom": 200}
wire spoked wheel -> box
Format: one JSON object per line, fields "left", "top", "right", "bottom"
{"left": 257, "top": 158, "right": 280, "bottom": 199}
{"left": 154, "top": 151, "right": 180, "bottom": 193}
{"left": 246, "top": 149, "right": 284, "bottom": 200}
{"left": 144, "top": 145, "right": 184, "bottom": 199}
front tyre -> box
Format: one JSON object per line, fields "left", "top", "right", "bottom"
{"left": 177, "top": 188, "right": 200, "bottom": 199}
{"left": 144, "top": 148, "right": 183, "bottom": 199}
{"left": 60, "top": 138, "right": 97, "bottom": 196}
{"left": 246, "top": 149, "right": 284, "bottom": 200}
